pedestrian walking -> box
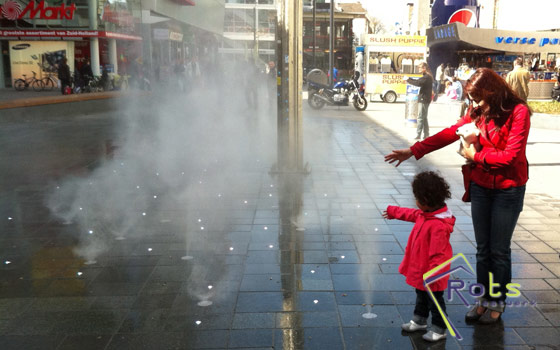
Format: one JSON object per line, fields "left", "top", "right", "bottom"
{"left": 506, "top": 57, "right": 531, "bottom": 101}
{"left": 267, "top": 61, "right": 277, "bottom": 105}
{"left": 385, "top": 68, "right": 531, "bottom": 325}
{"left": 404, "top": 62, "right": 433, "bottom": 140}
{"left": 433, "top": 63, "right": 444, "bottom": 101}
{"left": 383, "top": 171, "right": 455, "bottom": 342}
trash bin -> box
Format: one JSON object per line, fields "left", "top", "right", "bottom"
{"left": 405, "top": 84, "right": 420, "bottom": 127}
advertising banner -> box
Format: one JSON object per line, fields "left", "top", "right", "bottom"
{"left": 0, "top": 30, "right": 142, "bottom": 40}
{"left": 9, "top": 41, "right": 74, "bottom": 85}
{"left": 363, "top": 35, "right": 427, "bottom": 48}
{"left": 365, "top": 73, "right": 422, "bottom": 95}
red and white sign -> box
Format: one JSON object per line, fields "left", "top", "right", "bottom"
{"left": 448, "top": 8, "right": 477, "bottom": 28}
{"left": 0, "top": 0, "right": 77, "bottom": 21}
{"left": 0, "top": 29, "right": 142, "bottom": 41}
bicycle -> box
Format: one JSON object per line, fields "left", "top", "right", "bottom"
{"left": 41, "top": 73, "right": 58, "bottom": 91}
{"left": 14, "top": 71, "right": 44, "bottom": 92}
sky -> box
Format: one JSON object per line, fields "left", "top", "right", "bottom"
{"left": 350, "top": 0, "right": 560, "bottom": 32}
{"left": 496, "top": 0, "right": 560, "bottom": 31}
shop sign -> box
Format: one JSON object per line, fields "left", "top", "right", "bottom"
{"left": 0, "top": 29, "right": 142, "bottom": 41}
{"left": 9, "top": 40, "right": 75, "bottom": 85}
{"left": 0, "top": 0, "right": 77, "bottom": 21}
{"left": 153, "top": 28, "right": 169, "bottom": 40}
{"left": 153, "top": 29, "right": 183, "bottom": 42}
{"left": 364, "top": 35, "right": 427, "bottom": 47}
{"left": 169, "top": 31, "right": 183, "bottom": 42}
{"left": 365, "top": 73, "right": 422, "bottom": 95}
{"left": 448, "top": 9, "right": 477, "bottom": 28}
{"left": 433, "top": 25, "right": 458, "bottom": 41}
{"left": 495, "top": 36, "right": 560, "bottom": 47}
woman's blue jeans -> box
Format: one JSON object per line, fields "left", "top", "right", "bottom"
{"left": 470, "top": 182, "right": 525, "bottom": 310}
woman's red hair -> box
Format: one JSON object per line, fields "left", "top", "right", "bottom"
{"left": 465, "top": 68, "right": 531, "bottom": 124}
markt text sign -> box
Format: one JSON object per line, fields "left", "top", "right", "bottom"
{"left": 0, "top": 0, "right": 77, "bottom": 21}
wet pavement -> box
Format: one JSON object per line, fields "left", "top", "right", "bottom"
{"left": 0, "top": 93, "right": 559, "bottom": 350}
{"left": 0, "top": 87, "right": 61, "bottom": 103}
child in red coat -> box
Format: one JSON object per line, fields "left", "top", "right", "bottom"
{"left": 383, "top": 171, "right": 455, "bottom": 342}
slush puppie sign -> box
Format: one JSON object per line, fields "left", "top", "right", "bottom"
{"left": 495, "top": 36, "right": 560, "bottom": 47}
{"left": 0, "top": 0, "right": 77, "bottom": 21}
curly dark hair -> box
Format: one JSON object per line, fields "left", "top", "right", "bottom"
{"left": 412, "top": 171, "right": 451, "bottom": 209}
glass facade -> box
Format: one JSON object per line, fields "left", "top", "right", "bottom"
{"left": 224, "top": 8, "right": 255, "bottom": 33}
{"left": 225, "top": 0, "right": 274, "bottom": 4}
{"left": 222, "top": 1, "right": 277, "bottom": 63}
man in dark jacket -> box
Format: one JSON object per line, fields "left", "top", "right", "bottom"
{"left": 57, "top": 57, "right": 71, "bottom": 94}
{"left": 405, "top": 62, "right": 433, "bottom": 140}
{"left": 267, "top": 61, "right": 277, "bottom": 106}
{"left": 80, "top": 59, "right": 93, "bottom": 88}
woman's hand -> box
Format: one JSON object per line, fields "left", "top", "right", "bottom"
{"left": 463, "top": 144, "right": 477, "bottom": 161}
{"left": 384, "top": 148, "right": 413, "bottom": 167}
{"left": 382, "top": 210, "right": 390, "bottom": 219}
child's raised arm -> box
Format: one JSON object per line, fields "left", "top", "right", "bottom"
{"left": 385, "top": 205, "right": 421, "bottom": 222}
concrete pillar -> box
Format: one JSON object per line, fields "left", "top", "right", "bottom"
{"left": 108, "top": 38, "right": 118, "bottom": 74}
{"left": 275, "top": 0, "right": 305, "bottom": 173}
{"left": 141, "top": 23, "right": 153, "bottom": 78}
{"left": 0, "top": 48, "right": 5, "bottom": 89}
{"left": 88, "top": 0, "right": 97, "bottom": 29}
{"left": 90, "top": 38, "right": 101, "bottom": 76}
{"left": 88, "top": 0, "right": 100, "bottom": 76}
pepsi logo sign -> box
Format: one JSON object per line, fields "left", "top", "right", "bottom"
{"left": 448, "top": 9, "right": 477, "bottom": 28}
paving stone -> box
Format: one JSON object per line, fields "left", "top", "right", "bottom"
{"left": 3, "top": 102, "right": 560, "bottom": 349}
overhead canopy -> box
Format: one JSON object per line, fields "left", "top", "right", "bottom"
{"left": 427, "top": 22, "right": 560, "bottom": 54}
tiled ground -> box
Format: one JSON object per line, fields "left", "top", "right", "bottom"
{"left": 0, "top": 96, "right": 559, "bottom": 349}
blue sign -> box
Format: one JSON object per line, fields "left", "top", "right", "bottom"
{"left": 433, "top": 25, "right": 458, "bottom": 41}
{"left": 495, "top": 36, "right": 560, "bottom": 47}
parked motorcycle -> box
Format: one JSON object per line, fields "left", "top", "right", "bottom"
{"left": 307, "top": 71, "right": 368, "bottom": 111}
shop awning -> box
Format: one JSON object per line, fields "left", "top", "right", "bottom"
{"left": 427, "top": 22, "right": 560, "bottom": 53}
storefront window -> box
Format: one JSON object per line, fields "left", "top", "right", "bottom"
{"left": 258, "top": 9, "right": 276, "bottom": 35}
{"left": 335, "top": 22, "right": 349, "bottom": 48}
{"left": 226, "top": 0, "right": 274, "bottom": 3}
{"left": 99, "top": 0, "right": 141, "bottom": 34}
{"left": 224, "top": 9, "right": 256, "bottom": 33}
{"left": 225, "top": 0, "right": 255, "bottom": 3}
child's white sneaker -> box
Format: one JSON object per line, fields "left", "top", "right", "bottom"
{"left": 401, "top": 320, "right": 428, "bottom": 332}
{"left": 422, "top": 327, "right": 447, "bottom": 342}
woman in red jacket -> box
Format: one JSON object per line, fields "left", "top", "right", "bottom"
{"left": 384, "top": 171, "right": 455, "bottom": 342}
{"left": 384, "top": 68, "right": 531, "bottom": 324}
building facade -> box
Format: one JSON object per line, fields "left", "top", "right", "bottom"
{"left": 0, "top": 0, "right": 224, "bottom": 88}
{"left": 220, "top": 0, "right": 276, "bottom": 65}
{"left": 302, "top": 2, "right": 367, "bottom": 76}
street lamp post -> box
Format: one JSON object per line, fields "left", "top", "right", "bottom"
{"left": 312, "top": 0, "right": 316, "bottom": 68}
{"left": 329, "top": 0, "right": 334, "bottom": 87}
